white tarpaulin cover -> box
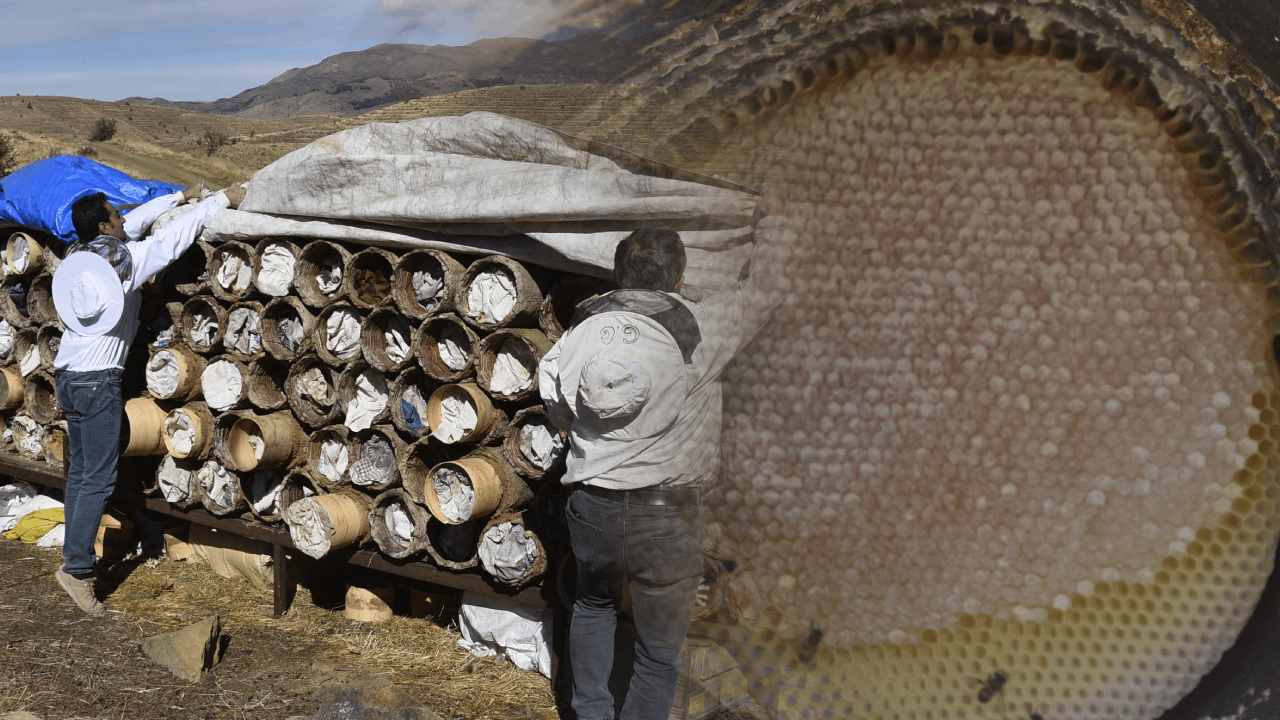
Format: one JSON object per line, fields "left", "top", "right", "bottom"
{"left": 203, "top": 112, "right": 760, "bottom": 294}
{"left": 457, "top": 591, "right": 553, "bottom": 678}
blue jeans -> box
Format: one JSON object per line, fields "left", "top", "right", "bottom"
{"left": 565, "top": 488, "right": 703, "bottom": 720}
{"left": 56, "top": 369, "right": 123, "bottom": 579}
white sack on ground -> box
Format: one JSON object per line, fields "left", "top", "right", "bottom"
{"left": 387, "top": 502, "right": 415, "bottom": 543}
{"left": 490, "top": 340, "right": 532, "bottom": 395}
{"left": 158, "top": 456, "right": 196, "bottom": 505}
{"left": 257, "top": 244, "right": 296, "bottom": 296}
{"left": 432, "top": 389, "right": 477, "bottom": 443}
{"left": 215, "top": 252, "right": 251, "bottom": 293}
{"left": 457, "top": 590, "right": 553, "bottom": 678}
{"left": 465, "top": 269, "right": 516, "bottom": 325}
{"left": 438, "top": 324, "right": 470, "bottom": 371}
{"left": 146, "top": 351, "right": 182, "bottom": 398}
{"left": 284, "top": 497, "right": 337, "bottom": 559}
{"left": 519, "top": 421, "right": 563, "bottom": 471}
{"left": 198, "top": 461, "right": 238, "bottom": 509}
{"left": 206, "top": 112, "right": 759, "bottom": 294}
{"left": 36, "top": 523, "right": 65, "bottom": 548}
{"left": 203, "top": 360, "right": 243, "bottom": 412}
{"left": 18, "top": 344, "right": 39, "bottom": 376}
{"left": 225, "top": 307, "right": 262, "bottom": 356}
{"left": 163, "top": 410, "right": 197, "bottom": 455}
{"left": 434, "top": 466, "right": 475, "bottom": 523}
{"left": 326, "top": 310, "right": 361, "bottom": 361}
{"left": 0, "top": 319, "right": 14, "bottom": 360}
{"left": 0, "top": 494, "right": 63, "bottom": 532}
{"left": 478, "top": 522, "right": 539, "bottom": 584}
{"left": 318, "top": 437, "right": 349, "bottom": 483}
{"left": 0, "top": 481, "right": 36, "bottom": 517}
{"left": 344, "top": 370, "right": 388, "bottom": 432}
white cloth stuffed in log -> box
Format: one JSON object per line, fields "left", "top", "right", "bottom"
{"left": 325, "top": 309, "right": 361, "bottom": 360}
{"left": 158, "top": 456, "right": 195, "bottom": 505}
{"left": 349, "top": 432, "right": 395, "bottom": 487}
{"left": 434, "top": 465, "right": 475, "bottom": 523}
{"left": 11, "top": 236, "right": 29, "bottom": 273}
{"left": 489, "top": 339, "right": 532, "bottom": 396}
{"left": 256, "top": 243, "right": 296, "bottom": 296}
{"left": 400, "top": 383, "right": 430, "bottom": 431}
{"left": 18, "top": 343, "right": 39, "bottom": 376}
{"left": 519, "top": 421, "right": 563, "bottom": 471}
{"left": 215, "top": 250, "right": 251, "bottom": 293}
{"left": 383, "top": 317, "right": 411, "bottom": 364}
{"left": 413, "top": 268, "right": 444, "bottom": 307}
{"left": 202, "top": 360, "right": 244, "bottom": 412}
{"left": 246, "top": 426, "right": 265, "bottom": 461}
{"left": 225, "top": 307, "right": 262, "bottom": 356}
{"left": 316, "top": 258, "right": 343, "bottom": 295}
{"left": 163, "top": 409, "right": 197, "bottom": 455}
{"left": 276, "top": 312, "right": 305, "bottom": 352}
{"left": 438, "top": 324, "right": 470, "bottom": 371}
{"left": 203, "top": 112, "right": 759, "bottom": 297}
{"left": 432, "top": 388, "right": 477, "bottom": 443}
{"left": 386, "top": 502, "right": 415, "bottom": 543}
{"left": 284, "top": 497, "right": 336, "bottom": 559}
{"left": 344, "top": 369, "right": 388, "bottom": 432}
{"left": 0, "top": 319, "right": 14, "bottom": 361}
{"left": 249, "top": 471, "right": 282, "bottom": 514}
{"left": 478, "top": 521, "right": 539, "bottom": 585}
{"left": 146, "top": 350, "right": 182, "bottom": 398}
{"left": 317, "top": 436, "right": 349, "bottom": 483}
{"left": 297, "top": 367, "right": 334, "bottom": 407}
{"left": 12, "top": 415, "right": 42, "bottom": 456}
{"left": 189, "top": 310, "right": 219, "bottom": 348}
{"left": 466, "top": 269, "right": 517, "bottom": 325}
{"left": 198, "top": 460, "right": 237, "bottom": 509}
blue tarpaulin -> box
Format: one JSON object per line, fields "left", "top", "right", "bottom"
{"left": 0, "top": 156, "right": 181, "bottom": 243}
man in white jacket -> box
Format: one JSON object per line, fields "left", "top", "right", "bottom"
{"left": 52, "top": 184, "right": 244, "bottom": 614}
{"left": 539, "top": 223, "right": 784, "bottom": 720}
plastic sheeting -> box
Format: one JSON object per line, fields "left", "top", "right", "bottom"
{"left": 344, "top": 369, "right": 388, "bottom": 432}
{"left": 0, "top": 319, "right": 14, "bottom": 361}
{"left": 18, "top": 343, "right": 39, "bottom": 377}
{"left": 387, "top": 502, "right": 415, "bottom": 543}
{"left": 146, "top": 350, "right": 182, "bottom": 398}
{"left": 163, "top": 409, "right": 196, "bottom": 455}
{"left": 1, "top": 494, "right": 63, "bottom": 533}
{"left": 198, "top": 460, "right": 238, "bottom": 509}
{"left": 0, "top": 155, "right": 181, "bottom": 242}
{"left": 413, "top": 268, "right": 445, "bottom": 307}
{"left": 465, "top": 269, "right": 517, "bottom": 325}
{"left": 325, "top": 309, "right": 361, "bottom": 361}
{"left": 215, "top": 251, "right": 252, "bottom": 293}
{"left": 349, "top": 432, "right": 395, "bottom": 487}
{"left": 432, "top": 388, "right": 477, "bottom": 444}
{"left": 0, "top": 481, "right": 39, "bottom": 532}
{"left": 317, "top": 436, "right": 349, "bottom": 483}
{"left": 257, "top": 244, "right": 296, "bottom": 296}
{"left": 478, "top": 521, "right": 540, "bottom": 584}
{"left": 249, "top": 471, "right": 282, "bottom": 515}
{"left": 438, "top": 324, "right": 470, "bottom": 371}
{"left": 457, "top": 590, "right": 553, "bottom": 678}
{"left": 297, "top": 367, "right": 334, "bottom": 407}
{"left": 36, "top": 523, "right": 65, "bottom": 548}
{"left": 434, "top": 466, "right": 475, "bottom": 523}
{"left": 284, "top": 497, "right": 336, "bottom": 559}
{"left": 490, "top": 339, "right": 533, "bottom": 395}
{"left": 383, "top": 317, "right": 412, "bottom": 364}
{"left": 158, "top": 456, "right": 196, "bottom": 505}
{"left": 203, "top": 360, "right": 244, "bottom": 412}
{"left": 519, "top": 421, "right": 564, "bottom": 471}
{"left": 225, "top": 307, "right": 262, "bottom": 356}
{"left": 12, "top": 415, "right": 42, "bottom": 456}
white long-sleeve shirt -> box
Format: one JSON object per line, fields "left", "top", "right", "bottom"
{"left": 538, "top": 239, "right": 785, "bottom": 490}
{"left": 55, "top": 192, "right": 229, "bottom": 372}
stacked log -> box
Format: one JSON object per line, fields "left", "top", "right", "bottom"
{"left": 0, "top": 228, "right": 587, "bottom": 590}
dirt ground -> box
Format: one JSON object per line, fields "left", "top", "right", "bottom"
{"left": 0, "top": 534, "right": 559, "bottom": 720}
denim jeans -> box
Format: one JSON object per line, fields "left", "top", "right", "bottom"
{"left": 565, "top": 488, "right": 703, "bottom": 720}
{"left": 56, "top": 369, "right": 123, "bottom": 579}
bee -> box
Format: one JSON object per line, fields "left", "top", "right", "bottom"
{"left": 972, "top": 669, "right": 1007, "bottom": 703}
{"left": 797, "top": 622, "right": 823, "bottom": 663}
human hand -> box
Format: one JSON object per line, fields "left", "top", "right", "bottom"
{"left": 182, "top": 183, "right": 205, "bottom": 201}
{"left": 221, "top": 185, "right": 247, "bottom": 209}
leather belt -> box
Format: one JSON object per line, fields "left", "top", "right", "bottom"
{"left": 577, "top": 484, "right": 699, "bottom": 507}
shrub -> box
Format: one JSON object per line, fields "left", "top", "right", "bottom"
{"left": 0, "top": 134, "right": 16, "bottom": 178}
{"left": 198, "top": 128, "right": 229, "bottom": 157}
{"left": 88, "top": 118, "right": 117, "bottom": 142}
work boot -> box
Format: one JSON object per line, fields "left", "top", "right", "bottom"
{"left": 55, "top": 568, "right": 104, "bottom": 615}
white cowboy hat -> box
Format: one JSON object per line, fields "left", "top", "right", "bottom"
{"left": 52, "top": 251, "right": 125, "bottom": 336}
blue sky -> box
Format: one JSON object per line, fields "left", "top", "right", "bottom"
{"left": 0, "top": 0, "right": 568, "bottom": 102}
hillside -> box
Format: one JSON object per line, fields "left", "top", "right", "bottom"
{"left": 122, "top": 33, "right": 644, "bottom": 119}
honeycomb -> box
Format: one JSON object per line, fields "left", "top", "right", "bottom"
{"left": 707, "top": 28, "right": 1280, "bottom": 720}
